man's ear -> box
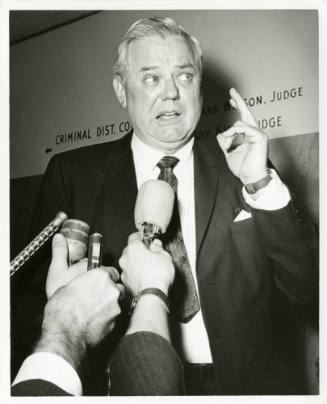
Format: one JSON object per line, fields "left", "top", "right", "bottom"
{"left": 113, "top": 75, "right": 127, "bottom": 108}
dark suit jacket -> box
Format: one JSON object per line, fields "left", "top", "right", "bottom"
{"left": 12, "top": 331, "right": 183, "bottom": 396}
{"left": 12, "top": 379, "right": 71, "bottom": 396}
{"left": 11, "top": 132, "right": 318, "bottom": 394}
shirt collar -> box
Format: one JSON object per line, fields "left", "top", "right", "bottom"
{"left": 131, "top": 132, "right": 194, "bottom": 173}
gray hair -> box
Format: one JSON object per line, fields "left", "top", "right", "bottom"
{"left": 113, "top": 16, "right": 203, "bottom": 79}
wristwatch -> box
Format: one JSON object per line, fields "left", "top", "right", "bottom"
{"left": 129, "top": 287, "right": 169, "bottom": 315}
{"left": 245, "top": 172, "right": 272, "bottom": 194}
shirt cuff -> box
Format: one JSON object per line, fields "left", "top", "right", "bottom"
{"left": 242, "top": 169, "right": 291, "bottom": 210}
{"left": 12, "top": 352, "right": 82, "bottom": 396}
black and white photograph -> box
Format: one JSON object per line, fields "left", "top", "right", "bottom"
{"left": 1, "top": 1, "right": 323, "bottom": 401}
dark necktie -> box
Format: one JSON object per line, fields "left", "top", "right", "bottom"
{"left": 157, "top": 156, "right": 200, "bottom": 323}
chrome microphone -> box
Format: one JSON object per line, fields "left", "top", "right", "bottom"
{"left": 87, "top": 233, "right": 103, "bottom": 270}
{"left": 134, "top": 179, "right": 175, "bottom": 247}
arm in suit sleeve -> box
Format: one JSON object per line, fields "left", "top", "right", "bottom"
{"left": 11, "top": 155, "right": 72, "bottom": 377}
{"left": 244, "top": 170, "right": 318, "bottom": 304}
{"left": 12, "top": 379, "right": 72, "bottom": 396}
{"left": 109, "top": 331, "right": 185, "bottom": 396}
{"left": 111, "top": 236, "right": 185, "bottom": 395}
{"left": 11, "top": 332, "right": 184, "bottom": 396}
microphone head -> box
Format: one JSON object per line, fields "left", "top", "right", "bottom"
{"left": 134, "top": 179, "right": 175, "bottom": 234}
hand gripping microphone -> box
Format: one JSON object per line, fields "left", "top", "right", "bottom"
{"left": 134, "top": 179, "right": 175, "bottom": 247}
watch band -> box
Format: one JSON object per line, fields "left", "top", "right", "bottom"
{"left": 245, "top": 173, "right": 272, "bottom": 194}
{"left": 129, "top": 287, "right": 169, "bottom": 315}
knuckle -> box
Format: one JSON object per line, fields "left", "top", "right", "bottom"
{"left": 112, "top": 285, "right": 121, "bottom": 299}
{"left": 128, "top": 233, "right": 137, "bottom": 243}
{"left": 115, "top": 304, "right": 121, "bottom": 316}
{"left": 118, "top": 255, "right": 125, "bottom": 269}
{"left": 97, "top": 267, "right": 109, "bottom": 278}
{"left": 107, "top": 321, "right": 115, "bottom": 333}
{"left": 109, "top": 266, "right": 119, "bottom": 281}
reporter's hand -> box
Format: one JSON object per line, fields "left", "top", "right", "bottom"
{"left": 46, "top": 233, "right": 121, "bottom": 299}
{"left": 217, "top": 88, "right": 268, "bottom": 184}
{"left": 46, "top": 233, "right": 87, "bottom": 299}
{"left": 36, "top": 267, "right": 125, "bottom": 369}
{"left": 119, "top": 232, "right": 175, "bottom": 296}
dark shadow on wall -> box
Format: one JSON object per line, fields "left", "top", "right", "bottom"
{"left": 269, "top": 133, "right": 319, "bottom": 223}
{"left": 196, "top": 59, "right": 238, "bottom": 137}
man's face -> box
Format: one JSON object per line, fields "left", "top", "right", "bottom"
{"left": 114, "top": 34, "right": 202, "bottom": 153}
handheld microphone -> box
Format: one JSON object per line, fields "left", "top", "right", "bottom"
{"left": 87, "top": 233, "right": 103, "bottom": 270}
{"left": 60, "top": 219, "right": 90, "bottom": 264}
{"left": 10, "top": 211, "right": 68, "bottom": 277}
{"left": 134, "top": 179, "right": 175, "bottom": 247}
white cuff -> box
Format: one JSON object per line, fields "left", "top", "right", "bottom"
{"left": 242, "top": 169, "right": 291, "bottom": 210}
{"left": 12, "top": 352, "right": 82, "bottom": 396}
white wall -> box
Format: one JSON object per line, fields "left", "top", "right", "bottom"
{"left": 10, "top": 10, "right": 318, "bottom": 178}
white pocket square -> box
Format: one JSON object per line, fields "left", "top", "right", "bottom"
{"left": 234, "top": 209, "right": 252, "bottom": 222}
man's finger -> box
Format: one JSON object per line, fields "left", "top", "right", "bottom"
{"left": 106, "top": 266, "right": 120, "bottom": 282}
{"left": 220, "top": 124, "right": 263, "bottom": 143}
{"left": 116, "top": 283, "right": 126, "bottom": 300}
{"left": 120, "top": 272, "right": 126, "bottom": 286}
{"left": 69, "top": 259, "right": 88, "bottom": 278}
{"left": 229, "top": 88, "right": 257, "bottom": 126}
{"left": 128, "top": 232, "right": 142, "bottom": 244}
{"left": 152, "top": 238, "right": 163, "bottom": 247}
{"left": 118, "top": 254, "right": 126, "bottom": 270}
{"left": 150, "top": 239, "right": 163, "bottom": 252}
{"left": 50, "top": 233, "right": 68, "bottom": 270}
{"left": 229, "top": 98, "right": 237, "bottom": 109}
{"left": 217, "top": 133, "right": 234, "bottom": 153}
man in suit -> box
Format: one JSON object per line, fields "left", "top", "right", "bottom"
{"left": 12, "top": 232, "right": 184, "bottom": 396}
{"left": 11, "top": 16, "right": 317, "bottom": 395}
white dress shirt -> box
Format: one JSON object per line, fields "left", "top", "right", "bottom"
{"left": 132, "top": 133, "right": 213, "bottom": 363}
{"left": 12, "top": 352, "right": 82, "bottom": 395}
{"left": 13, "top": 133, "right": 291, "bottom": 390}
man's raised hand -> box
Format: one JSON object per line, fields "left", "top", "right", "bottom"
{"left": 217, "top": 88, "right": 269, "bottom": 184}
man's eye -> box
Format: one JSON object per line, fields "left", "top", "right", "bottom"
{"left": 178, "top": 73, "right": 193, "bottom": 81}
{"left": 144, "top": 75, "right": 159, "bottom": 85}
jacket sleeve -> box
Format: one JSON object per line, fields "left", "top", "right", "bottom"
{"left": 109, "top": 331, "right": 185, "bottom": 395}
{"left": 11, "top": 155, "right": 72, "bottom": 380}
{"left": 251, "top": 200, "right": 318, "bottom": 304}
{"left": 11, "top": 379, "right": 72, "bottom": 396}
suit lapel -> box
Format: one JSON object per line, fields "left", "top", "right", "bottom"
{"left": 194, "top": 135, "right": 227, "bottom": 258}
{"left": 91, "top": 133, "right": 138, "bottom": 265}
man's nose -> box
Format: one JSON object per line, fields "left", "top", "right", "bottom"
{"left": 161, "top": 75, "right": 179, "bottom": 100}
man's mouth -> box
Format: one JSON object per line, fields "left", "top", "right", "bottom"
{"left": 156, "top": 111, "right": 181, "bottom": 120}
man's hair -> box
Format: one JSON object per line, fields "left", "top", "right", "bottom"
{"left": 113, "top": 16, "right": 203, "bottom": 79}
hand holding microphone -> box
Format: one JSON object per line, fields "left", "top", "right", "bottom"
{"left": 46, "top": 233, "right": 122, "bottom": 299}
{"left": 119, "top": 233, "right": 175, "bottom": 296}
{"left": 134, "top": 180, "right": 175, "bottom": 247}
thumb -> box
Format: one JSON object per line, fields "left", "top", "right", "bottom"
{"left": 217, "top": 133, "right": 233, "bottom": 155}
{"left": 150, "top": 238, "right": 163, "bottom": 252}
{"left": 46, "top": 233, "right": 69, "bottom": 299}
{"left": 50, "top": 233, "right": 68, "bottom": 272}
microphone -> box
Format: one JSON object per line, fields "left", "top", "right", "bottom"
{"left": 134, "top": 179, "right": 175, "bottom": 247}
{"left": 10, "top": 211, "right": 68, "bottom": 277}
{"left": 87, "top": 233, "right": 103, "bottom": 270}
{"left": 60, "top": 219, "right": 90, "bottom": 264}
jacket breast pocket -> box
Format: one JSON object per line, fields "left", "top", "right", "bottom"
{"left": 230, "top": 218, "right": 255, "bottom": 234}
